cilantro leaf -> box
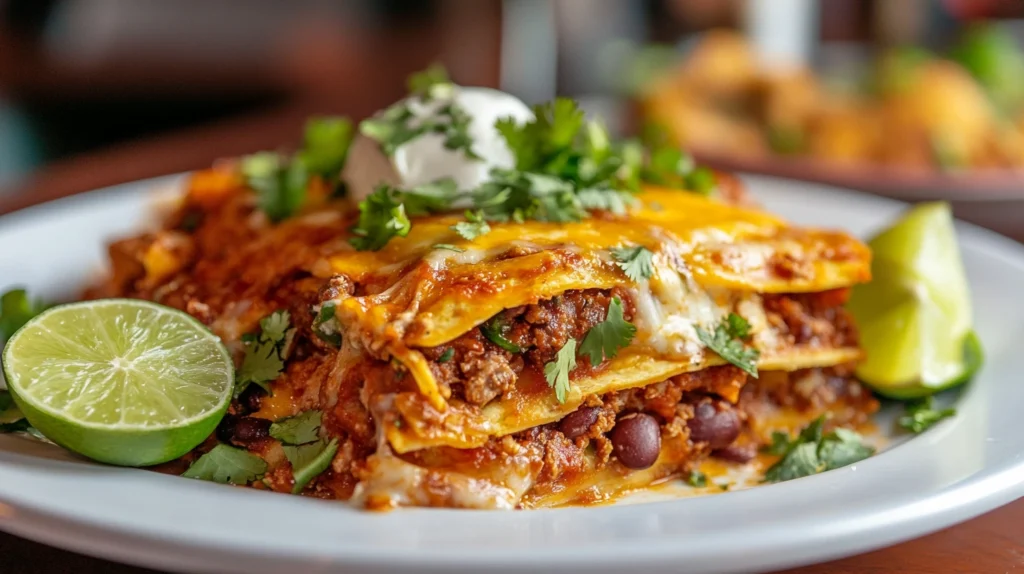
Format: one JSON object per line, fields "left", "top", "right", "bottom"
{"left": 299, "top": 116, "right": 354, "bottom": 178}
{"left": 579, "top": 297, "right": 636, "bottom": 366}
{"left": 236, "top": 311, "right": 294, "bottom": 397}
{"left": 685, "top": 166, "right": 718, "bottom": 196}
{"left": 270, "top": 410, "right": 323, "bottom": 445}
{"left": 696, "top": 314, "right": 760, "bottom": 377}
{"left": 360, "top": 67, "right": 476, "bottom": 160}
{"left": 241, "top": 151, "right": 310, "bottom": 223}
{"left": 182, "top": 444, "right": 267, "bottom": 485}
{"left": 898, "top": 397, "right": 957, "bottom": 434}
{"left": 349, "top": 186, "right": 412, "bottom": 251}
{"left": 686, "top": 470, "right": 707, "bottom": 487}
{"left": 407, "top": 63, "right": 451, "bottom": 97}
{"left": 543, "top": 338, "right": 578, "bottom": 404}
{"left": 400, "top": 179, "right": 459, "bottom": 216}
{"left": 763, "top": 417, "right": 875, "bottom": 483}
{"left": 438, "top": 348, "right": 455, "bottom": 363}
{"left": 576, "top": 188, "right": 636, "bottom": 215}
{"left": 284, "top": 438, "right": 338, "bottom": 494}
{"left": 610, "top": 245, "right": 654, "bottom": 282}
{"left": 433, "top": 244, "right": 465, "bottom": 253}
{"left": 312, "top": 302, "right": 341, "bottom": 347}
{"left": 480, "top": 316, "right": 522, "bottom": 353}
{"left": 497, "top": 98, "right": 584, "bottom": 173}
{"left": 451, "top": 210, "right": 491, "bottom": 240}
{"left": 0, "top": 288, "right": 48, "bottom": 341}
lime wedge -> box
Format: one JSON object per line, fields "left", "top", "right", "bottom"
{"left": 2, "top": 299, "right": 233, "bottom": 466}
{"left": 847, "top": 202, "right": 980, "bottom": 398}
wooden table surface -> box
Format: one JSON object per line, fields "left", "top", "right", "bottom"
{"left": 1, "top": 104, "right": 1022, "bottom": 574}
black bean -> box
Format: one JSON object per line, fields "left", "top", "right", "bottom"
{"left": 238, "top": 385, "right": 266, "bottom": 414}
{"left": 215, "top": 414, "right": 239, "bottom": 444}
{"left": 688, "top": 401, "right": 741, "bottom": 450}
{"left": 713, "top": 444, "right": 757, "bottom": 463}
{"left": 559, "top": 406, "right": 600, "bottom": 439}
{"left": 232, "top": 416, "right": 271, "bottom": 443}
{"left": 611, "top": 413, "right": 661, "bottom": 470}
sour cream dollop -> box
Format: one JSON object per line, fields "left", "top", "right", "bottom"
{"left": 344, "top": 86, "right": 534, "bottom": 203}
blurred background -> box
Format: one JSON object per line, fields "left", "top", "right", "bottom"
{"left": 2, "top": 0, "right": 1023, "bottom": 235}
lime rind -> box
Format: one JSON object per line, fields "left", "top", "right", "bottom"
{"left": 2, "top": 299, "right": 233, "bottom": 466}
{"left": 870, "top": 331, "right": 983, "bottom": 400}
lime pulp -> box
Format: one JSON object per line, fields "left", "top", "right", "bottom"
{"left": 2, "top": 299, "right": 233, "bottom": 466}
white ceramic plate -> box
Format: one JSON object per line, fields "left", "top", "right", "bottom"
{"left": 1, "top": 175, "right": 1023, "bottom": 574}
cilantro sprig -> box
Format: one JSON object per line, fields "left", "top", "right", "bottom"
{"left": 898, "top": 397, "right": 957, "bottom": 434}
{"left": 350, "top": 181, "right": 460, "bottom": 251}
{"left": 697, "top": 313, "right": 760, "bottom": 377}
{"left": 182, "top": 444, "right": 267, "bottom": 485}
{"left": 241, "top": 117, "right": 354, "bottom": 222}
{"left": 270, "top": 410, "right": 323, "bottom": 445}
{"left": 451, "top": 210, "right": 491, "bottom": 240}
{"left": 0, "top": 288, "right": 48, "bottom": 341}
{"left": 543, "top": 338, "right": 578, "bottom": 404}
{"left": 270, "top": 409, "right": 336, "bottom": 494}
{"left": 236, "top": 310, "right": 295, "bottom": 397}
{"left": 360, "top": 66, "right": 478, "bottom": 160}
{"left": 579, "top": 297, "right": 635, "bottom": 366}
{"left": 610, "top": 245, "right": 654, "bottom": 282}
{"left": 763, "top": 417, "right": 875, "bottom": 483}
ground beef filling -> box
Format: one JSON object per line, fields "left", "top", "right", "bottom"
{"left": 408, "top": 364, "right": 874, "bottom": 494}
{"left": 419, "top": 287, "right": 635, "bottom": 405}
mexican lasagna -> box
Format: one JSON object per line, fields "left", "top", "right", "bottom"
{"left": 89, "top": 70, "right": 878, "bottom": 509}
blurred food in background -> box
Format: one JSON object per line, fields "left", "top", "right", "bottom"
{"left": 639, "top": 23, "right": 1024, "bottom": 173}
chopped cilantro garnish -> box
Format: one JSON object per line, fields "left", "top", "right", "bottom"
{"left": 284, "top": 438, "right": 338, "bottom": 494}
{"left": 438, "top": 347, "right": 455, "bottom": 363}
{"left": 270, "top": 410, "right": 322, "bottom": 445}
{"left": 480, "top": 316, "right": 522, "bottom": 353}
{"left": 241, "top": 117, "right": 354, "bottom": 222}
{"left": 685, "top": 166, "right": 717, "bottom": 196}
{"left": 686, "top": 470, "right": 707, "bottom": 487}
{"left": 236, "top": 311, "right": 295, "bottom": 397}
{"left": 579, "top": 297, "right": 636, "bottom": 366}
{"left": 898, "top": 397, "right": 957, "bottom": 434}
{"left": 182, "top": 444, "right": 267, "bottom": 485}
{"left": 696, "top": 313, "right": 760, "bottom": 377}
{"left": 543, "top": 338, "right": 578, "bottom": 404}
{"left": 451, "top": 210, "right": 491, "bottom": 240}
{"left": 762, "top": 417, "right": 875, "bottom": 483}
{"left": 312, "top": 302, "right": 341, "bottom": 347}
{"left": 400, "top": 179, "right": 459, "bottom": 216}
{"left": 610, "top": 245, "right": 654, "bottom": 282}
{"left": 360, "top": 66, "right": 477, "bottom": 159}
{"left": 433, "top": 244, "right": 465, "bottom": 253}
{"left": 0, "top": 288, "right": 47, "bottom": 341}
{"left": 349, "top": 186, "right": 412, "bottom": 251}
{"left": 643, "top": 146, "right": 695, "bottom": 188}
{"left": 407, "top": 63, "right": 451, "bottom": 97}
{"left": 299, "top": 116, "right": 355, "bottom": 178}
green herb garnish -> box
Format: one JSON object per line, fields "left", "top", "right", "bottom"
{"left": 432, "top": 244, "right": 465, "bottom": 253}
{"left": 438, "top": 348, "right": 455, "bottom": 363}
{"left": 312, "top": 302, "right": 341, "bottom": 347}
{"left": 236, "top": 310, "right": 295, "bottom": 397}
{"left": 270, "top": 410, "right": 323, "bottom": 445}
{"left": 349, "top": 186, "right": 412, "bottom": 251}
{"left": 610, "top": 245, "right": 654, "bottom": 282}
{"left": 451, "top": 210, "right": 491, "bottom": 240}
{"left": 0, "top": 288, "right": 47, "bottom": 341}
{"left": 543, "top": 338, "right": 578, "bottom": 404}
{"left": 686, "top": 470, "right": 707, "bottom": 487}
{"left": 182, "top": 444, "right": 268, "bottom": 485}
{"left": 283, "top": 438, "right": 338, "bottom": 494}
{"left": 696, "top": 313, "right": 760, "bottom": 377}
{"left": 898, "top": 397, "right": 957, "bottom": 434}
{"left": 579, "top": 297, "right": 636, "bottom": 366}
{"left": 763, "top": 417, "right": 875, "bottom": 483}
